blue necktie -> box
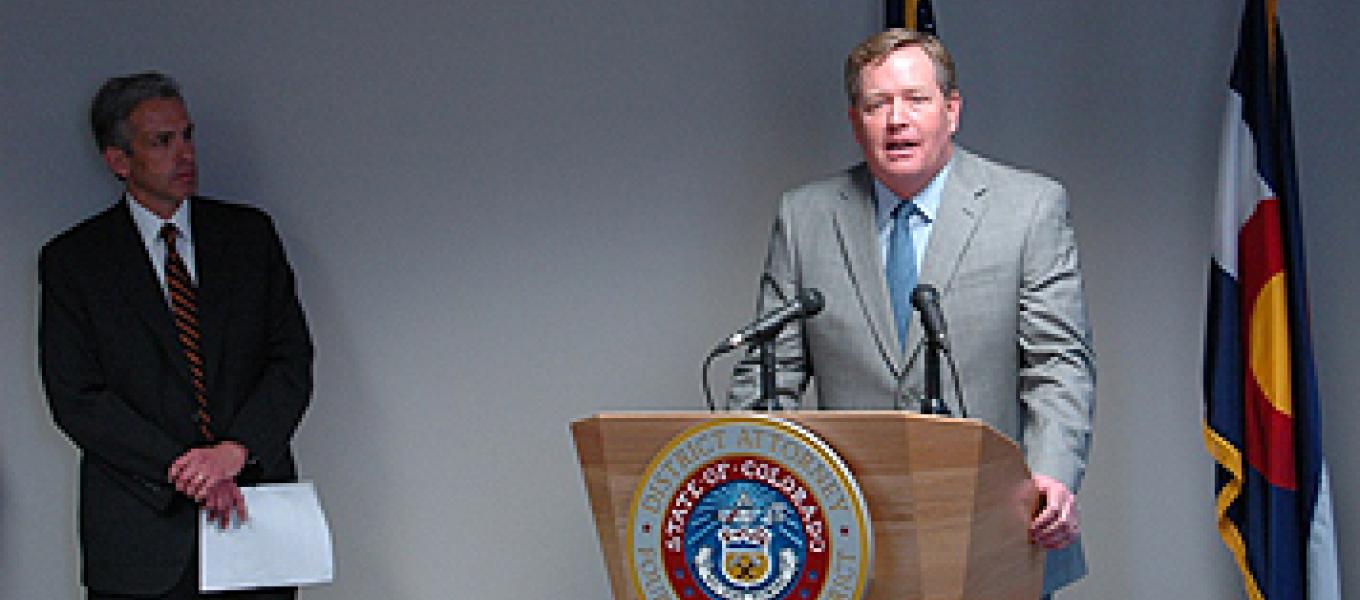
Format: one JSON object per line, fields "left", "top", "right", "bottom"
{"left": 887, "top": 201, "right": 918, "bottom": 350}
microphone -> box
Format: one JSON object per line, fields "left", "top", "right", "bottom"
{"left": 911, "top": 284, "right": 950, "bottom": 416}
{"left": 713, "top": 288, "right": 825, "bottom": 355}
{"left": 911, "top": 284, "right": 948, "bottom": 350}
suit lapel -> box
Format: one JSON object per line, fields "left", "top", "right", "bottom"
{"left": 190, "top": 198, "right": 231, "bottom": 402}
{"left": 104, "top": 202, "right": 188, "bottom": 383}
{"left": 892, "top": 149, "right": 990, "bottom": 366}
{"left": 918, "top": 148, "right": 990, "bottom": 310}
{"left": 831, "top": 165, "right": 905, "bottom": 373}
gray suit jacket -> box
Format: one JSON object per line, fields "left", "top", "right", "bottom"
{"left": 730, "top": 148, "right": 1095, "bottom": 593}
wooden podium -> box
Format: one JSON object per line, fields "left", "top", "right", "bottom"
{"left": 571, "top": 411, "right": 1044, "bottom": 600}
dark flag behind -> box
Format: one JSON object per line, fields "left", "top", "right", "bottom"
{"left": 1203, "top": 1, "right": 1340, "bottom": 599}
{"left": 885, "top": 0, "right": 936, "bottom": 34}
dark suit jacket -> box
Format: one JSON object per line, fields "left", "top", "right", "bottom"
{"left": 39, "top": 196, "right": 314, "bottom": 595}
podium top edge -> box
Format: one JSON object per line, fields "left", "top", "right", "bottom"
{"left": 570, "top": 410, "right": 978, "bottom": 425}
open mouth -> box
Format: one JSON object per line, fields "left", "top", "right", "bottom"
{"left": 886, "top": 141, "right": 920, "bottom": 154}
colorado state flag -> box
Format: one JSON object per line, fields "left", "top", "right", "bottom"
{"left": 1204, "top": 2, "right": 1340, "bottom": 599}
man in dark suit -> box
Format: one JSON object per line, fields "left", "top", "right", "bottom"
{"left": 729, "top": 30, "right": 1094, "bottom": 596}
{"left": 39, "top": 72, "right": 313, "bottom": 599}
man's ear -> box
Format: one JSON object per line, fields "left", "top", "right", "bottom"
{"left": 102, "top": 146, "right": 130, "bottom": 181}
{"left": 946, "top": 91, "right": 962, "bottom": 136}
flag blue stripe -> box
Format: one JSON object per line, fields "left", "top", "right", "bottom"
{"left": 1229, "top": 0, "right": 1284, "bottom": 196}
{"left": 1204, "top": 263, "right": 1243, "bottom": 450}
{"left": 1244, "top": 469, "right": 1306, "bottom": 597}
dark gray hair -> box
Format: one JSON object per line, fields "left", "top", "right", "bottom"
{"left": 90, "top": 71, "right": 183, "bottom": 153}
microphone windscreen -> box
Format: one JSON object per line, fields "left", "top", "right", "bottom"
{"left": 799, "top": 288, "right": 826, "bottom": 315}
{"left": 910, "top": 284, "right": 939, "bottom": 311}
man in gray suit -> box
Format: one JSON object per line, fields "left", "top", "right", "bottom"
{"left": 729, "top": 30, "right": 1094, "bottom": 595}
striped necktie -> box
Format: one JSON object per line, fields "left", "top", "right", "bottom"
{"left": 161, "top": 224, "right": 213, "bottom": 441}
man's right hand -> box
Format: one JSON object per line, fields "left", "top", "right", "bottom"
{"left": 168, "top": 441, "right": 249, "bottom": 501}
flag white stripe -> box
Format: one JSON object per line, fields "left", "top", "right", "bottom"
{"left": 1213, "top": 91, "right": 1274, "bottom": 278}
{"left": 1307, "top": 463, "right": 1341, "bottom": 600}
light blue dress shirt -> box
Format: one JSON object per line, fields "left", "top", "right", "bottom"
{"left": 873, "top": 160, "right": 953, "bottom": 272}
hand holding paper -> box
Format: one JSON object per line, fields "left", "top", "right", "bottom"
{"left": 199, "top": 482, "right": 334, "bottom": 592}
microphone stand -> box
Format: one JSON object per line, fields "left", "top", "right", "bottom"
{"left": 920, "top": 333, "right": 950, "bottom": 416}
{"left": 754, "top": 272, "right": 788, "bottom": 411}
{"left": 758, "top": 338, "right": 776, "bottom": 410}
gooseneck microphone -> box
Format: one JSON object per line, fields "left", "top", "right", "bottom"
{"left": 711, "top": 288, "right": 825, "bottom": 356}
{"left": 702, "top": 287, "right": 825, "bottom": 411}
{"left": 911, "top": 284, "right": 951, "bottom": 416}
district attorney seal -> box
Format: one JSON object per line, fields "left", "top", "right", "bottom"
{"left": 627, "top": 416, "right": 872, "bottom": 600}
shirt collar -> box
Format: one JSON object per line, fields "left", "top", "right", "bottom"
{"left": 126, "top": 194, "right": 193, "bottom": 248}
{"left": 873, "top": 157, "right": 954, "bottom": 229}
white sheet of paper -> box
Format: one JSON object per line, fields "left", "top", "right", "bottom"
{"left": 199, "top": 481, "right": 334, "bottom": 592}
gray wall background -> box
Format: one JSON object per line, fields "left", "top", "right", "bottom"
{"left": 1, "top": 2, "right": 1354, "bottom": 598}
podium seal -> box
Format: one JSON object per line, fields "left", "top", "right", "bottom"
{"left": 627, "top": 416, "right": 872, "bottom": 600}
